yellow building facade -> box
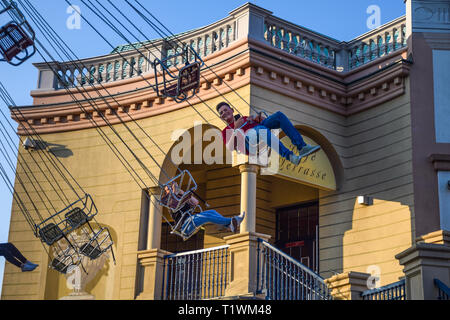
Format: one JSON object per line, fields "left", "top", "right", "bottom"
{"left": 2, "top": 1, "right": 450, "bottom": 300}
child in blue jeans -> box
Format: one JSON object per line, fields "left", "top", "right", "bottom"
{"left": 161, "top": 183, "right": 245, "bottom": 238}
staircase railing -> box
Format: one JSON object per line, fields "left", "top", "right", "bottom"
{"left": 256, "top": 238, "right": 332, "bottom": 300}
{"left": 434, "top": 279, "right": 450, "bottom": 300}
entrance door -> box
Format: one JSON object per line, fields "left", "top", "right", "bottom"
{"left": 275, "top": 202, "right": 319, "bottom": 272}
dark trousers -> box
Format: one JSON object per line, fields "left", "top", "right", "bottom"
{"left": 0, "top": 242, "right": 28, "bottom": 268}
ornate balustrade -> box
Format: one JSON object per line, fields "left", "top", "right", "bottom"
{"left": 347, "top": 16, "right": 407, "bottom": 70}
{"left": 262, "top": 16, "right": 340, "bottom": 70}
{"left": 33, "top": 3, "right": 408, "bottom": 91}
{"left": 35, "top": 16, "right": 237, "bottom": 90}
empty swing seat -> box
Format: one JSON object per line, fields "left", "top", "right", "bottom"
{"left": 51, "top": 257, "right": 71, "bottom": 274}
{"left": 51, "top": 247, "right": 80, "bottom": 274}
{"left": 65, "top": 207, "right": 90, "bottom": 229}
{"left": 160, "top": 62, "right": 201, "bottom": 99}
{"left": 79, "top": 227, "right": 114, "bottom": 260}
{"left": 154, "top": 45, "right": 203, "bottom": 103}
{"left": 79, "top": 242, "right": 102, "bottom": 260}
{"left": 0, "top": 23, "right": 34, "bottom": 63}
{"left": 38, "top": 223, "right": 64, "bottom": 246}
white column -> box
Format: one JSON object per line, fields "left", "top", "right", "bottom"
{"left": 239, "top": 164, "right": 259, "bottom": 233}
{"left": 147, "top": 187, "right": 162, "bottom": 250}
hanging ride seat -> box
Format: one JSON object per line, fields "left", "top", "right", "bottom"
{"left": 158, "top": 170, "right": 206, "bottom": 241}
{"left": 35, "top": 194, "right": 98, "bottom": 246}
{"left": 169, "top": 203, "right": 203, "bottom": 241}
{"left": 0, "top": 2, "right": 36, "bottom": 65}
{"left": 65, "top": 207, "right": 91, "bottom": 229}
{"left": 158, "top": 170, "right": 198, "bottom": 213}
{"left": 38, "top": 223, "right": 64, "bottom": 246}
{"left": 51, "top": 247, "right": 81, "bottom": 274}
{"left": 79, "top": 227, "right": 115, "bottom": 262}
{"left": 153, "top": 45, "right": 204, "bottom": 103}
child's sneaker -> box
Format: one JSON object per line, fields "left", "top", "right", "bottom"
{"left": 298, "top": 144, "right": 321, "bottom": 158}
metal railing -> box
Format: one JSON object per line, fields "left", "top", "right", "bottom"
{"left": 256, "top": 239, "right": 332, "bottom": 300}
{"left": 361, "top": 279, "right": 406, "bottom": 300}
{"left": 162, "top": 245, "right": 230, "bottom": 300}
{"left": 434, "top": 279, "right": 450, "bottom": 300}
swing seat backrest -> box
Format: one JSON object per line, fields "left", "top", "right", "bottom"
{"left": 178, "top": 62, "right": 200, "bottom": 94}
{"left": 159, "top": 62, "right": 200, "bottom": 102}
{"left": 0, "top": 23, "right": 34, "bottom": 62}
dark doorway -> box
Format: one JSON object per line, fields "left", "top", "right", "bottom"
{"left": 275, "top": 202, "right": 319, "bottom": 272}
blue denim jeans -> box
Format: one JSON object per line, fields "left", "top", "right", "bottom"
{"left": 245, "top": 111, "right": 306, "bottom": 160}
{"left": 0, "top": 242, "right": 27, "bottom": 268}
{"left": 181, "top": 210, "right": 232, "bottom": 237}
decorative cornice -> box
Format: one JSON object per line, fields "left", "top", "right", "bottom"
{"left": 13, "top": 37, "right": 411, "bottom": 135}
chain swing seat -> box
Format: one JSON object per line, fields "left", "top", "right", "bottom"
{"left": 50, "top": 246, "right": 82, "bottom": 274}
{"left": 169, "top": 204, "right": 203, "bottom": 241}
{"left": 36, "top": 194, "right": 97, "bottom": 246}
{"left": 159, "top": 170, "right": 198, "bottom": 212}
{"left": 0, "top": 1, "right": 36, "bottom": 65}
{"left": 158, "top": 170, "right": 204, "bottom": 241}
{"left": 79, "top": 227, "right": 115, "bottom": 263}
{"left": 153, "top": 45, "right": 204, "bottom": 103}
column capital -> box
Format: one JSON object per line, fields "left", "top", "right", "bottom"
{"left": 239, "top": 163, "right": 260, "bottom": 174}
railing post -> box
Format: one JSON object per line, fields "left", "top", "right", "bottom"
{"left": 324, "top": 272, "right": 371, "bottom": 300}
{"left": 136, "top": 248, "right": 171, "bottom": 300}
{"left": 224, "top": 232, "right": 271, "bottom": 298}
{"left": 229, "top": 3, "right": 272, "bottom": 43}
{"left": 395, "top": 230, "right": 450, "bottom": 300}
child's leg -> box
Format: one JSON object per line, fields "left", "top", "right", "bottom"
{"left": 181, "top": 210, "right": 232, "bottom": 238}
{"left": 246, "top": 125, "right": 293, "bottom": 160}
{"left": 261, "top": 111, "right": 306, "bottom": 149}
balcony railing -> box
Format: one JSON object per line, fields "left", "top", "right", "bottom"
{"left": 256, "top": 239, "right": 332, "bottom": 300}
{"left": 162, "top": 245, "right": 230, "bottom": 300}
{"left": 347, "top": 16, "right": 407, "bottom": 70}
{"left": 361, "top": 279, "right": 406, "bottom": 300}
{"left": 43, "top": 16, "right": 236, "bottom": 90}
{"left": 34, "top": 4, "right": 408, "bottom": 91}
{"left": 263, "top": 17, "right": 339, "bottom": 70}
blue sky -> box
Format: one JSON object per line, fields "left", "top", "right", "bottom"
{"left": 0, "top": 0, "right": 406, "bottom": 296}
